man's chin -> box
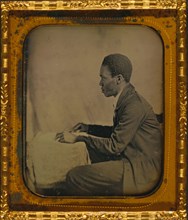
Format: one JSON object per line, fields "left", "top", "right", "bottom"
{"left": 101, "top": 90, "right": 112, "bottom": 97}
{"left": 103, "top": 93, "right": 111, "bottom": 97}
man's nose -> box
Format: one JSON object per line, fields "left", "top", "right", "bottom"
{"left": 99, "top": 80, "right": 102, "bottom": 86}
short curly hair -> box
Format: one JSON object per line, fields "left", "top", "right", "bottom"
{"left": 102, "top": 54, "right": 132, "bottom": 82}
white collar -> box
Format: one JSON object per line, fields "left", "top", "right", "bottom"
{"left": 113, "top": 88, "right": 124, "bottom": 109}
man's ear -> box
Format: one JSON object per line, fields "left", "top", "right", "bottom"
{"left": 116, "top": 74, "right": 123, "bottom": 84}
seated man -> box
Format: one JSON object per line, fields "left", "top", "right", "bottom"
{"left": 56, "top": 53, "right": 163, "bottom": 196}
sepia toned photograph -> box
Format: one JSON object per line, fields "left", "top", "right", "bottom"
{"left": 24, "top": 24, "right": 164, "bottom": 197}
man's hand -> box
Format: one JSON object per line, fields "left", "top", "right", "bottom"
{"left": 55, "top": 131, "right": 78, "bottom": 144}
{"left": 71, "top": 123, "right": 89, "bottom": 133}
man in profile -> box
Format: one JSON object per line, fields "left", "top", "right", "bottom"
{"left": 56, "top": 53, "right": 163, "bottom": 196}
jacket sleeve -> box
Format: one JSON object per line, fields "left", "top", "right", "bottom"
{"left": 88, "top": 125, "right": 113, "bottom": 138}
{"left": 78, "top": 102, "right": 145, "bottom": 156}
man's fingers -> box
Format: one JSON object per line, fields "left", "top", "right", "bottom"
{"left": 57, "top": 135, "right": 64, "bottom": 142}
{"left": 55, "top": 132, "right": 63, "bottom": 140}
{"left": 58, "top": 137, "right": 64, "bottom": 143}
{"left": 72, "top": 123, "right": 82, "bottom": 131}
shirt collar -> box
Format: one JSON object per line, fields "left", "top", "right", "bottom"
{"left": 115, "top": 83, "right": 135, "bottom": 111}
{"left": 113, "top": 87, "right": 124, "bottom": 109}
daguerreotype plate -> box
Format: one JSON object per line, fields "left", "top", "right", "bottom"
{"left": 0, "top": 0, "right": 187, "bottom": 219}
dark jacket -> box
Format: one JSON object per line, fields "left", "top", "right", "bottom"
{"left": 83, "top": 83, "right": 163, "bottom": 195}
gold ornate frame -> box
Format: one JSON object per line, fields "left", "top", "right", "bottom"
{"left": 0, "top": 0, "right": 187, "bottom": 219}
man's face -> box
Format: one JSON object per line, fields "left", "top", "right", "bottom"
{"left": 99, "top": 65, "right": 118, "bottom": 97}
